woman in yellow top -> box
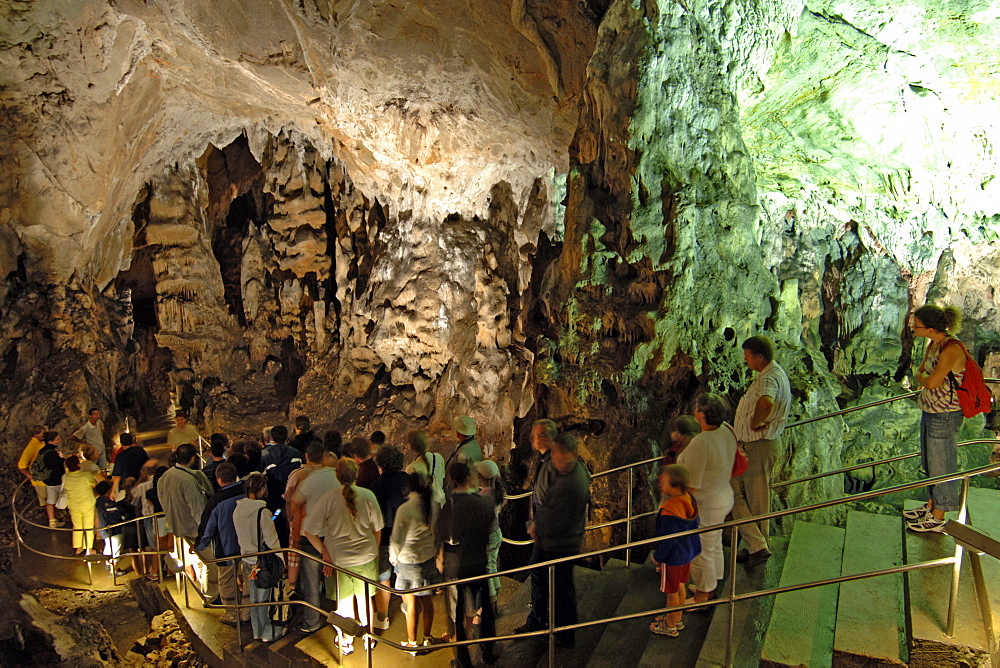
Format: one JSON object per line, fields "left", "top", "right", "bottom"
{"left": 62, "top": 455, "right": 98, "bottom": 554}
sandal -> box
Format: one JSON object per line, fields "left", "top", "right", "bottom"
{"left": 402, "top": 640, "right": 419, "bottom": 656}
{"left": 652, "top": 616, "right": 683, "bottom": 630}
{"left": 339, "top": 635, "right": 355, "bottom": 655}
{"left": 649, "top": 619, "right": 680, "bottom": 637}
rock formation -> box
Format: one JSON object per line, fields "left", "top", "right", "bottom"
{"left": 2, "top": 0, "right": 999, "bottom": 531}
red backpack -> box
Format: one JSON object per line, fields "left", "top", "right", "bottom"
{"left": 945, "top": 339, "right": 994, "bottom": 418}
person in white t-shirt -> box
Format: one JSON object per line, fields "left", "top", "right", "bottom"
{"left": 404, "top": 431, "right": 445, "bottom": 508}
{"left": 71, "top": 408, "right": 108, "bottom": 470}
{"left": 288, "top": 442, "right": 340, "bottom": 633}
{"left": 303, "top": 459, "right": 383, "bottom": 655}
{"left": 677, "top": 393, "right": 736, "bottom": 604}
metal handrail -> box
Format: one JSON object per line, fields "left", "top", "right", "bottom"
{"left": 16, "top": 457, "right": 1000, "bottom": 665}
{"left": 173, "top": 461, "right": 1000, "bottom": 665}
{"left": 786, "top": 378, "right": 1000, "bottom": 429}
{"left": 501, "top": 379, "right": 1000, "bottom": 551}
{"left": 11, "top": 481, "right": 173, "bottom": 586}
{"left": 773, "top": 438, "right": 1000, "bottom": 489}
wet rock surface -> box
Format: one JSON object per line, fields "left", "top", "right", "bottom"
{"left": 1, "top": 0, "right": 999, "bottom": 540}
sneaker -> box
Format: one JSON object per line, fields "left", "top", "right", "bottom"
{"left": 903, "top": 503, "right": 931, "bottom": 520}
{"left": 293, "top": 622, "right": 324, "bottom": 634}
{"left": 907, "top": 516, "right": 946, "bottom": 533}
{"left": 372, "top": 613, "right": 390, "bottom": 630}
{"left": 48, "top": 519, "right": 66, "bottom": 528}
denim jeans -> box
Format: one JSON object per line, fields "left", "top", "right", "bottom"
{"left": 297, "top": 541, "right": 323, "bottom": 628}
{"left": 242, "top": 562, "right": 283, "bottom": 641}
{"left": 921, "top": 410, "right": 963, "bottom": 512}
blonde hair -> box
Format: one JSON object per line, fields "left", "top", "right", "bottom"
{"left": 660, "top": 464, "right": 691, "bottom": 492}
{"left": 336, "top": 458, "right": 360, "bottom": 519}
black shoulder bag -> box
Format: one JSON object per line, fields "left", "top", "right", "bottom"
{"left": 252, "top": 508, "right": 284, "bottom": 589}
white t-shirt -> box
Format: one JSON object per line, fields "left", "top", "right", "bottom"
{"left": 678, "top": 425, "right": 737, "bottom": 505}
{"left": 405, "top": 452, "right": 446, "bottom": 507}
{"left": 302, "top": 485, "right": 384, "bottom": 568}
{"left": 73, "top": 420, "right": 105, "bottom": 450}
{"left": 293, "top": 467, "right": 341, "bottom": 518}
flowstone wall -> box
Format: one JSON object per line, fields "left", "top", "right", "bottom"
{"left": 1, "top": 0, "right": 998, "bottom": 529}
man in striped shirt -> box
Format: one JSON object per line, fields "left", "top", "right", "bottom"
{"left": 732, "top": 335, "right": 791, "bottom": 568}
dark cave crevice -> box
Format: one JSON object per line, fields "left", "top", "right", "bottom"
{"left": 114, "top": 206, "right": 174, "bottom": 423}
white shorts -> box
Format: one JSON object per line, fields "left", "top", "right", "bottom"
{"left": 46, "top": 485, "right": 62, "bottom": 504}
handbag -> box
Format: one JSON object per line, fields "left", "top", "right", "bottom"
{"left": 252, "top": 508, "right": 285, "bottom": 589}
{"left": 55, "top": 485, "right": 69, "bottom": 510}
{"left": 725, "top": 424, "right": 749, "bottom": 477}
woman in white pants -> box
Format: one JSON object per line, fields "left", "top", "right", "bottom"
{"left": 677, "top": 393, "right": 737, "bottom": 604}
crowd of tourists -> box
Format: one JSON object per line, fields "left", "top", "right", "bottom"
{"left": 15, "top": 303, "right": 971, "bottom": 658}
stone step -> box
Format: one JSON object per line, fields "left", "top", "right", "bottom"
{"left": 585, "top": 557, "right": 662, "bottom": 668}
{"left": 505, "top": 558, "right": 626, "bottom": 668}
{"left": 760, "top": 521, "right": 845, "bottom": 667}
{"left": 904, "top": 489, "right": 999, "bottom": 667}
{"left": 695, "top": 536, "right": 790, "bottom": 668}
{"left": 833, "top": 511, "right": 906, "bottom": 666}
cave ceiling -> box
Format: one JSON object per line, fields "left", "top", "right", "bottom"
{"left": 1, "top": 0, "right": 999, "bottom": 487}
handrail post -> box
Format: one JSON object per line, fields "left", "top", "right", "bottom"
{"left": 366, "top": 580, "right": 373, "bottom": 668}
{"left": 548, "top": 562, "right": 555, "bottom": 668}
{"left": 626, "top": 467, "right": 633, "bottom": 567}
{"left": 181, "top": 538, "right": 190, "bottom": 609}
{"left": 13, "top": 497, "right": 22, "bottom": 560}
{"left": 945, "top": 474, "right": 971, "bottom": 637}
{"left": 235, "top": 557, "right": 244, "bottom": 650}
{"left": 725, "top": 524, "right": 738, "bottom": 667}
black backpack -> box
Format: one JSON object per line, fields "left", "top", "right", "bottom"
{"left": 30, "top": 446, "right": 53, "bottom": 483}
{"left": 263, "top": 444, "right": 302, "bottom": 485}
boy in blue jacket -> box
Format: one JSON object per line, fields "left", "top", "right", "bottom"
{"left": 650, "top": 464, "right": 701, "bottom": 637}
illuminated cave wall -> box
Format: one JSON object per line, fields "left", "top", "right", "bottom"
{"left": 2, "top": 0, "right": 999, "bottom": 523}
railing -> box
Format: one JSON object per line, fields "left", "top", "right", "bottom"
{"left": 168, "top": 460, "right": 1000, "bottom": 667}
{"left": 15, "top": 380, "right": 1000, "bottom": 665}
{"left": 502, "top": 379, "right": 1000, "bottom": 561}
{"left": 11, "top": 486, "right": 172, "bottom": 587}
{"left": 14, "top": 457, "right": 1000, "bottom": 667}
{"left": 774, "top": 438, "right": 1000, "bottom": 489}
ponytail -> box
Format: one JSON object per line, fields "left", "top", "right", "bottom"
{"left": 914, "top": 304, "right": 963, "bottom": 334}
{"left": 342, "top": 485, "right": 358, "bottom": 520}
{"left": 336, "top": 458, "right": 360, "bottom": 520}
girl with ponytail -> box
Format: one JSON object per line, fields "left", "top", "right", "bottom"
{"left": 389, "top": 472, "right": 441, "bottom": 651}
{"left": 906, "top": 304, "right": 967, "bottom": 532}
{"left": 302, "top": 456, "right": 384, "bottom": 654}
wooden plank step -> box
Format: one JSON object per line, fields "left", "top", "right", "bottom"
{"left": 760, "top": 521, "right": 845, "bottom": 667}
{"left": 833, "top": 511, "right": 906, "bottom": 666}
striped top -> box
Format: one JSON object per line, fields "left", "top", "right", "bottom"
{"left": 918, "top": 337, "right": 964, "bottom": 413}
